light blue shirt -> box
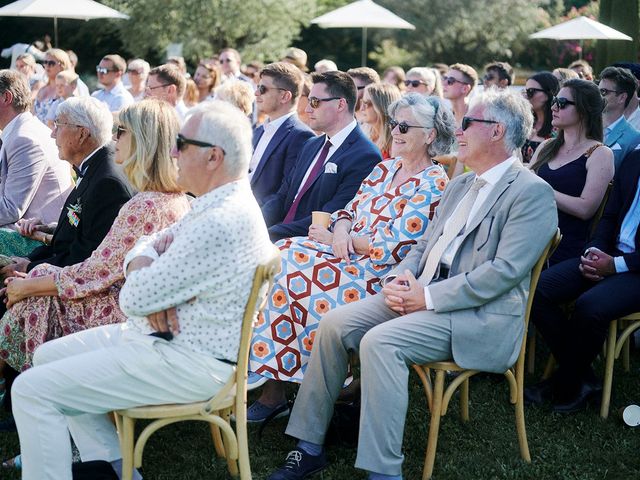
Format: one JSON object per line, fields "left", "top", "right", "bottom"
{"left": 614, "top": 176, "right": 640, "bottom": 272}
{"left": 91, "top": 81, "right": 134, "bottom": 112}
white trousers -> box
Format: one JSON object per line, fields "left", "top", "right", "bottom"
{"left": 12, "top": 324, "right": 234, "bottom": 480}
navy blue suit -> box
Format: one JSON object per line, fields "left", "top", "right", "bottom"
{"left": 261, "top": 124, "right": 381, "bottom": 241}
{"left": 250, "top": 115, "right": 315, "bottom": 206}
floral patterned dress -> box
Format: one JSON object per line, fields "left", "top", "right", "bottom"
{"left": 0, "top": 191, "right": 191, "bottom": 371}
{"left": 250, "top": 158, "right": 448, "bottom": 382}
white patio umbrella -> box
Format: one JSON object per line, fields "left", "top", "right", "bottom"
{"left": 529, "top": 16, "right": 632, "bottom": 59}
{"left": 0, "top": 0, "right": 129, "bottom": 47}
{"left": 311, "top": 0, "right": 415, "bottom": 66}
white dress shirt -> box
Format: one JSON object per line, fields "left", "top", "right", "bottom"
{"left": 249, "top": 111, "right": 295, "bottom": 178}
{"left": 121, "top": 179, "right": 273, "bottom": 362}
{"left": 91, "top": 81, "right": 134, "bottom": 112}
{"left": 424, "top": 156, "right": 518, "bottom": 309}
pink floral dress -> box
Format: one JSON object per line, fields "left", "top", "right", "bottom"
{"left": 0, "top": 191, "right": 191, "bottom": 371}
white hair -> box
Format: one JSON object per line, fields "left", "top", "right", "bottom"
{"left": 56, "top": 97, "right": 113, "bottom": 146}
{"left": 314, "top": 59, "right": 338, "bottom": 73}
{"left": 127, "top": 58, "right": 151, "bottom": 75}
{"left": 189, "top": 100, "right": 252, "bottom": 178}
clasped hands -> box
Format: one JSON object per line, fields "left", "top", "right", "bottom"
{"left": 382, "top": 270, "right": 426, "bottom": 315}
{"left": 579, "top": 247, "right": 615, "bottom": 281}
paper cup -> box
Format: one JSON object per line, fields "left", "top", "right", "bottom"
{"left": 312, "top": 211, "right": 331, "bottom": 228}
{"left": 622, "top": 404, "right": 640, "bottom": 427}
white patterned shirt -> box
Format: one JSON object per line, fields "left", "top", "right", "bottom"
{"left": 121, "top": 179, "right": 273, "bottom": 362}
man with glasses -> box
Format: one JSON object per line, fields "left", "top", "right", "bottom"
{"left": 347, "top": 67, "right": 380, "bottom": 122}
{"left": 267, "top": 89, "right": 557, "bottom": 480}
{"left": 91, "top": 54, "right": 134, "bottom": 113}
{"left": 482, "top": 61, "right": 514, "bottom": 90}
{"left": 442, "top": 63, "right": 478, "bottom": 126}
{"left": 250, "top": 62, "right": 314, "bottom": 205}
{"left": 261, "top": 70, "right": 381, "bottom": 242}
{"left": 144, "top": 64, "right": 188, "bottom": 122}
{"left": 613, "top": 62, "right": 640, "bottom": 130}
{"left": 599, "top": 66, "right": 640, "bottom": 169}
{"left": 219, "top": 47, "right": 252, "bottom": 84}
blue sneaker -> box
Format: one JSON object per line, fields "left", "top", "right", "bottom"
{"left": 246, "top": 400, "right": 289, "bottom": 423}
{"left": 267, "top": 449, "right": 328, "bottom": 479}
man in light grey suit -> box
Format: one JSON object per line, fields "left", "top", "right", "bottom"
{"left": 0, "top": 70, "right": 73, "bottom": 231}
{"left": 267, "top": 89, "right": 558, "bottom": 480}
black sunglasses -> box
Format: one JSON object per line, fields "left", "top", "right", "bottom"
{"left": 115, "top": 126, "right": 127, "bottom": 139}
{"left": 308, "top": 96, "right": 341, "bottom": 109}
{"left": 43, "top": 60, "right": 60, "bottom": 67}
{"left": 388, "top": 119, "right": 424, "bottom": 134}
{"left": 404, "top": 79, "right": 427, "bottom": 88}
{"left": 523, "top": 87, "right": 546, "bottom": 99}
{"left": 96, "top": 66, "right": 117, "bottom": 75}
{"left": 443, "top": 76, "right": 470, "bottom": 86}
{"left": 461, "top": 117, "right": 499, "bottom": 131}
{"left": 551, "top": 96, "right": 576, "bottom": 109}
{"left": 256, "top": 84, "right": 287, "bottom": 95}
{"left": 483, "top": 73, "right": 496, "bottom": 82}
{"left": 176, "top": 133, "right": 225, "bottom": 154}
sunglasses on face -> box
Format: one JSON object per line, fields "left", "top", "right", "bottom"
{"left": 256, "top": 84, "right": 287, "bottom": 95}
{"left": 600, "top": 88, "right": 622, "bottom": 97}
{"left": 388, "top": 119, "right": 424, "bottom": 134}
{"left": 483, "top": 73, "right": 496, "bottom": 82}
{"left": 523, "top": 87, "right": 546, "bottom": 99}
{"left": 551, "top": 96, "right": 576, "bottom": 109}
{"left": 404, "top": 79, "right": 427, "bottom": 88}
{"left": 176, "top": 133, "right": 225, "bottom": 154}
{"left": 308, "top": 96, "right": 341, "bottom": 109}
{"left": 43, "top": 60, "right": 60, "bottom": 67}
{"left": 96, "top": 66, "right": 117, "bottom": 75}
{"left": 443, "top": 76, "right": 470, "bottom": 86}
{"left": 115, "top": 126, "right": 127, "bottom": 139}
{"left": 461, "top": 117, "right": 499, "bottom": 131}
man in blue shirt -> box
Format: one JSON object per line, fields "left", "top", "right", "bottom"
{"left": 91, "top": 54, "right": 134, "bottom": 113}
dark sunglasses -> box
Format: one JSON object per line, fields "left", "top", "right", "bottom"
{"left": 483, "top": 73, "right": 496, "bottom": 82}
{"left": 523, "top": 87, "right": 546, "bottom": 99}
{"left": 551, "top": 96, "right": 576, "bottom": 109}
{"left": 443, "top": 76, "right": 470, "bottom": 86}
{"left": 176, "top": 133, "right": 225, "bottom": 153}
{"left": 256, "top": 84, "right": 287, "bottom": 95}
{"left": 388, "top": 119, "right": 423, "bottom": 134}
{"left": 600, "top": 88, "right": 622, "bottom": 97}
{"left": 461, "top": 117, "right": 499, "bottom": 131}
{"left": 308, "top": 96, "right": 341, "bottom": 109}
{"left": 96, "top": 66, "right": 117, "bottom": 75}
{"left": 404, "top": 79, "right": 427, "bottom": 88}
{"left": 43, "top": 60, "right": 60, "bottom": 67}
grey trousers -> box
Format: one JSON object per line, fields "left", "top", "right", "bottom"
{"left": 285, "top": 293, "right": 452, "bottom": 475}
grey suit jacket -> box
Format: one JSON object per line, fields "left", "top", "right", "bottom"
{"left": 0, "top": 112, "right": 73, "bottom": 227}
{"left": 389, "top": 161, "right": 558, "bottom": 373}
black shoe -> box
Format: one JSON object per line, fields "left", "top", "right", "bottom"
{"left": 267, "top": 449, "right": 328, "bottom": 480}
{"left": 524, "top": 378, "right": 555, "bottom": 406}
{"left": 552, "top": 380, "right": 602, "bottom": 414}
{"left": 0, "top": 416, "right": 16, "bottom": 432}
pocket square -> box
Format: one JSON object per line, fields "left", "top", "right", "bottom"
{"left": 324, "top": 162, "right": 338, "bottom": 174}
{"left": 611, "top": 143, "right": 622, "bottom": 151}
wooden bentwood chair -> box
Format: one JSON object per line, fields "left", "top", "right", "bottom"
{"left": 113, "top": 247, "right": 281, "bottom": 480}
{"left": 412, "top": 229, "right": 561, "bottom": 480}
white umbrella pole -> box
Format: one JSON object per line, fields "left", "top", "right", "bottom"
{"left": 579, "top": 39, "right": 583, "bottom": 60}
{"left": 361, "top": 26, "right": 367, "bottom": 66}
{"left": 54, "top": 17, "right": 58, "bottom": 47}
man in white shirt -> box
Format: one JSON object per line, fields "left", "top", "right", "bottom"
{"left": 267, "top": 89, "right": 558, "bottom": 480}
{"left": 91, "top": 54, "right": 134, "bottom": 113}
{"left": 144, "top": 64, "right": 189, "bottom": 123}
{"left": 250, "top": 62, "right": 314, "bottom": 205}
{"left": 11, "top": 100, "right": 273, "bottom": 480}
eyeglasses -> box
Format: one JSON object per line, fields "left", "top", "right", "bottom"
{"left": 461, "top": 117, "right": 499, "bottom": 131}
{"left": 53, "top": 120, "right": 83, "bottom": 130}
{"left": 145, "top": 83, "right": 171, "bottom": 91}
{"left": 115, "top": 126, "right": 127, "bottom": 140}
{"left": 523, "top": 87, "right": 546, "bottom": 99}
{"left": 443, "top": 76, "right": 471, "bottom": 86}
{"left": 43, "top": 60, "right": 60, "bottom": 67}
{"left": 551, "top": 96, "right": 576, "bottom": 109}
{"left": 256, "top": 84, "right": 287, "bottom": 95}
{"left": 388, "top": 119, "right": 424, "bottom": 134}
{"left": 96, "top": 66, "right": 117, "bottom": 75}
{"left": 600, "top": 88, "right": 622, "bottom": 97}
{"left": 176, "top": 133, "right": 225, "bottom": 154}
{"left": 404, "top": 79, "right": 428, "bottom": 88}
{"left": 308, "top": 96, "right": 341, "bottom": 109}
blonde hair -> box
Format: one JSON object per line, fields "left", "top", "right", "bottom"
{"left": 216, "top": 80, "right": 254, "bottom": 116}
{"left": 118, "top": 99, "right": 181, "bottom": 193}
{"left": 365, "top": 83, "right": 402, "bottom": 155}
{"left": 56, "top": 70, "right": 78, "bottom": 85}
{"left": 46, "top": 49, "right": 72, "bottom": 71}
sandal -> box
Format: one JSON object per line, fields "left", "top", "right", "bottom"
{"left": 1, "top": 454, "right": 21, "bottom": 469}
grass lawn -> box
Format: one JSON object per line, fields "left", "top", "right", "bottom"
{"left": 0, "top": 348, "right": 638, "bottom": 480}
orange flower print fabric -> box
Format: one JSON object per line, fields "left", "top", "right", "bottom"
{"left": 249, "top": 158, "right": 448, "bottom": 383}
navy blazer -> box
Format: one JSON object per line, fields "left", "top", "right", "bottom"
{"left": 261, "top": 123, "right": 381, "bottom": 241}
{"left": 250, "top": 115, "right": 315, "bottom": 206}
{"left": 605, "top": 117, "right": 640, "bottom": 170}
{"left": 588, "top": 149, "right": 640, "bottom": 272}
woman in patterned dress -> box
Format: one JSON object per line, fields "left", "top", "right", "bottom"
{"left": 248, "top": 94, "right": 456, "bottom": 420}
{"left": 0, "top": 99, "right": 191, "bottom": 381}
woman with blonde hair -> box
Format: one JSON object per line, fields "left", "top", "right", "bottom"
{"left": 405, "top": 67, "right": 443, "bottom": 98}
{"left": 33, "top": 48, "right": 72, "bottom": 124}
{"left": 15, "top": 53, "right": 44, "bottom": 100}
{"left": 0, "top": 100, "right": 191, "bottom": 432}
{"left": 360, "top": 83, "right": 401, "bottom": 158}
{"left": 193, "top": 62, "right": 221, "bottom": 102}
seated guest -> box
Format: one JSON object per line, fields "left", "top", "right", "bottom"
{"left": 193, "top": 62, "right": 220, "bottom": 103}
{"left": 314, "top": 59, "right": 338, "bottom": 74}
{"left": 144, "top": 64, "right": 188, "bottom": 122}
{"left": 528, "top": 150, "right": 640, "bottom": 413}
{"left": 261, "top": 71, "right": 382, "bottom": 242}
{"left": 215, "top": 79, "right": 255, "bottom": 117}
{"left": 382, "top": 66, "right": 406, "bottom": 92}
{"left": 250, "top": 62, "right": 315, "bottom": 206}
{"left": 404, "top": 67, "right": 443, "bottom": 98}
{"left": 45, "top": 70, "right": 78, "bottom": 129}
{"left": 267, "top": 89, "right": 558, "bottom": 480}
{"left": 359, "top": 83, "right": 401, "bottom": 158}
{"left": 553, "top": 67, "right": 580, "bottom": 85}
{"left": 34, "top": 49, "right": 72, "bottom": 124}
{"left": 482, "top": 61, "right": 514, "bottom": 89}
{"left": 521, "top": 72, "right": 559, "bottom": 164}
{"left": 613, "top": 62, "right": 640, "bottom": 130}
{"left": 599, "top": 66, "right": 640, "bottom": 169}
{"left": 126, "top": 58, "right": 151, "bottom": 102}
{"left": 10, "top": 100, "right": 273, "bottom": 480}
{"left": 530, "top": 79, "right": 614, "bottom": 265}
{"left": 568, "top": 59, "right": 594, "bottom": 81}
{"left": 296, "top": 75, "right": 314, "bottom": 131}
{"left": 249, "top": 94, "right": 454, "bottom": 421}
{"left": 92, "top": 54, "right": 135, "bottom": 113}
{"left": 347, "top": 67, "right": 380, "bottom": 123}
{"left": 442, "top": 63, "right": 477, "bottom": 126}
{"left": 0, "top": 70, "right": 73, "bottom": 257}
{"left": 0, "top": 96, "right": 135, "bottom": 278}
{"left": 13, "top": 53, "right": 44, "bottom": 101}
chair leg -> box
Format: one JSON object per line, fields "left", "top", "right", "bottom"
{"left": 423, "top": 370, "right": 445, "bottom": 480}
{"left": 460, "top": 378, "right": 469, "bottom": 422}
{"left": 209, "top": 421, "right": 226, "bottom": 458}
{"left": 622, "top": 338, "right": 630, "bottom": 372}
{"left": 515, "top": 380, "right": 531, "bottom": 463}
{"left": 600, "top": 320, "right": 617, "bottom": 419}
{"left": 120, "top": 416, "right": 136, "bottom": 480}
{"left": 235, "top": 407, "right": 251, "bottom": 480}
{"left": 220, "top": 407, "right": 239, "bottom": 477}
{"left": 542, "top": 354, "right": 555, "bottom": 380}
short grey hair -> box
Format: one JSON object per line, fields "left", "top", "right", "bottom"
{"left": 388, "top": 93, "right": 456, "bottom": 157}
{"left": 56, "top": 97, "right": 113, "bottom": 147}
{"left": 470, "top": 88, "right": 534, "bottom": 151}
{"left": 190, "top": 100, "right": 252, "bottom": 178}
{"left": 406, "top": 67, "right": 435, "bottom": 85}
{"left": 127, "top": 58, "right": 151, "bottom": 75}
{"left": 0, "top": 69, "right": 32, "bottom": 112}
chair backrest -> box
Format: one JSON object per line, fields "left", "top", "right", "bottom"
{"left": 589, "top": 181, "right": 613, "bottom": 239}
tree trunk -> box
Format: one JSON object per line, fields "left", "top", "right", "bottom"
{"left": 595, "top": 0, "right": 639, "bottom": 74}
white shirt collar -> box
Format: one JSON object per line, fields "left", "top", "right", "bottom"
{"left": 476, "top": 156, "right": 518, "bottom": 186}
{"left": 77, "top": 146, "right": 104, "bottom": 174}
{"left": 606, "top": 115, "right": 625, "bottom": 133}
{"left": 264, "top": 111, "right": 294, "bottom": 135}
{"left": 325, "top": 119, "right": 357, "bottom": 150}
